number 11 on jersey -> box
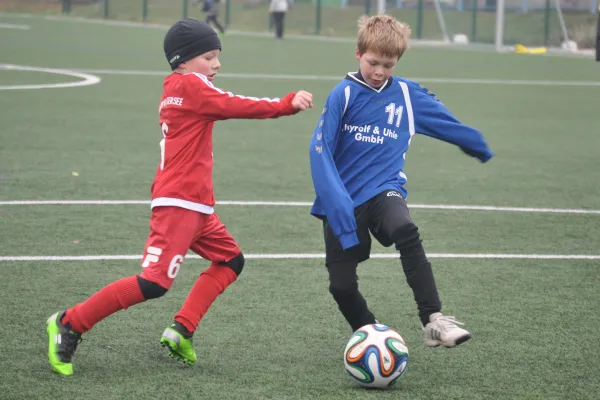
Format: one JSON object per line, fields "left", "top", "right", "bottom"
{"left": 385, "top": 103, "right": 404, "bottom": 128}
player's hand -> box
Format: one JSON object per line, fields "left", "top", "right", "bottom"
{"left": 291, "top": 90, "right": 313, "bottom": 111}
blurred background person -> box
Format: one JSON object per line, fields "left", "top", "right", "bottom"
{"left": 200, "top": 0, "right": 226, "bottom": 36}
{"left": 596, "top": 6, "right": 600, "bottom": 61}
{"left": 269, "top": 0, "right": 289, "bottom": 39}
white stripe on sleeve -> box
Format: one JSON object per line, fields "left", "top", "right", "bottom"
{"left": 192, "top": 73, "right": 281, "bottom": 102}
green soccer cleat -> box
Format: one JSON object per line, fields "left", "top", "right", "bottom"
{"left": 160, "top": 323, "right": 197, "bottom": 366}
{"left": 46, "top": 312, "right": 83, "bottom": 376}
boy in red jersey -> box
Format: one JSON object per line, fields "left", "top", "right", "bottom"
{"left": 46, "top": 19, "right": 313, "bottom": 375}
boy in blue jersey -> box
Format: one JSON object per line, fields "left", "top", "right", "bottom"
{"left": 309, "top": 15, "right": 493, "bottom": 348}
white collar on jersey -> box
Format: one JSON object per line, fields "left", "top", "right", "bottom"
{"left": 346, "top": 72, "right": 391, "bottom": 93}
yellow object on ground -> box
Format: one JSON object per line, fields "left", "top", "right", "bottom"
{"left": 515, "top": 44, "right": 548, "bottom": 54}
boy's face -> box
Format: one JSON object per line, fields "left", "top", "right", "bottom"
{"left": 177, "top": 49, "right": 221, "bottom": 80}
{"left": 356, "top": 49, "right": 398, "bottom": 88}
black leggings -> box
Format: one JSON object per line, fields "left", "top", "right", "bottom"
{"left": 272, "top": 11, "right": 285, "bottom": 39}
{"left": 324, "top": 190, "right": 442, "bottom": 331}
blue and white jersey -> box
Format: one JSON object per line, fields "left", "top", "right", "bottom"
{"left": 309, "top": 72, "right": 493, "bottom": 249}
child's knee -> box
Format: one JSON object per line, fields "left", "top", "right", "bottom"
{"left": 392, "top": 222, "right": 421, "bottom": 251}
{"left": 137, "top": 275, "right": 169, "bottom": 299}
{"left": 329, "top": 280, "right": 358, "bottom": 298}
{"left": 222, "top": 252, "right": 245, "bottom": 276}
{"left": 328, "top": 260, "right": 359, "bottom": 297}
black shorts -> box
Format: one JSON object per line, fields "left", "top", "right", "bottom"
{"left": 322, "top": 190, "right": 415, "bottom": 265}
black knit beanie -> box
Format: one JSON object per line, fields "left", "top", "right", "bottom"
{"left": 164, "top": 19, "right": 222, "bottom": 70}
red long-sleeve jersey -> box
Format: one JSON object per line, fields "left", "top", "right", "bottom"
{"left": 150, "top": 72, "right": 297, "bottom": 214}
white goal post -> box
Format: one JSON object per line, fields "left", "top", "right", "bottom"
{"left": 495, "top": 0, "right": 574, "bottom": 52}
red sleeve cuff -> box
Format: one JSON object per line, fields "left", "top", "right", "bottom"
{"left": 282, "top": 92, "right": 298, "bottom": 115}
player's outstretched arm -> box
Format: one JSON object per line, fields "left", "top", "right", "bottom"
{"left": 309, "top": 91, "right": 358, "bottom": 250}
{"left": 411, "top": 83, "right": 494, "bottom": 163}
{"left": 291, "top": 90, "right": 314, "bottom": 111}
{"left": 189, "top": 73, "right": 312, "bottom": 120}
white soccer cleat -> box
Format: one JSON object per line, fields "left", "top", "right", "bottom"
{"left": 423, "top": 312, "right": 472, "bottom": 348}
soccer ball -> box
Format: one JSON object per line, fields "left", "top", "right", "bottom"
{"left": 343, "top": 323, "right": 409, "bottom": 388}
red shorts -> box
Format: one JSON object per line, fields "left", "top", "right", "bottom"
{"left": 139, "top": 206, "right": 241, "bottom": 289}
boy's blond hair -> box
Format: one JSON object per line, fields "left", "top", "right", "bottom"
{"left": 357, "top": 15, "right": 412, "bottom": 59}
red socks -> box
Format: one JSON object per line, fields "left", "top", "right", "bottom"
{"left": 175, "top": 263, "right": 237, "bottom": 333}
{"left": 61, "top": 265, "right": 237, "bottom": 335}
{"left": 62, "top": 275, "right": 146, "bottom": 333}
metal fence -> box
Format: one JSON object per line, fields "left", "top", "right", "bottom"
{"left": 0, "top": 0, "right": 597, "bottom": 46}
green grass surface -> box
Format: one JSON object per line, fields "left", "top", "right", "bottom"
{"left": 2, "top": 259, "right": 600, "bottom": 399}
{"left": 0, "top": 13, "right": 599, "bottom": 400}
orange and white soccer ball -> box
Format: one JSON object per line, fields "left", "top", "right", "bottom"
{"left": 343, "top": 323, "right": 409, "bottom": 388}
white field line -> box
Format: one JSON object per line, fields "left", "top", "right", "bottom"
{"left": 0, "top": 23, "right": 30, "bottom": 30}
{"left": 70, "top": 68, "right": 600, "bottom": 87}
{"left": 0, "top": 253, "right": 599, "bottom": 262}
{"left": 0, "top": 64, "right": 100, "bottom": 90}
{"left": 0, "top": 199, "right": 599, "bottom": 215}
{"left": 5, "top": 64, "right": 599, "bottom": 88}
